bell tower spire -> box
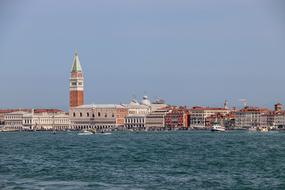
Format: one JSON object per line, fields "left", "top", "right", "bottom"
{"left": 69, "top": 50, "right": 84, "bottom": 108}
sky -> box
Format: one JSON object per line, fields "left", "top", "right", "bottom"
{"left": 0, "top": 0, "right": 285, "bottom": 111}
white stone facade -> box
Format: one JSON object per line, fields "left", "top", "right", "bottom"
{"left": 145, "top": 109, "right": 170, "bottom": 129}
{"left": 4, "top": 111, "right": 70, "bottom": 131}
{"left": 125, "top": 115, "right": 145, "bottom": 130}
{"left": 4, "top": 111, "right": 28, "bottom": 130}
{"left": 69, "top": 104, "right": 128, "bottom": 131}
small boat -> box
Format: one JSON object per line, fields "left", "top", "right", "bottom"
{"left": 89, "top": 128, "right": 97, "bottom": 134}
{"left": 258, "top": 127, "right": 269, "bottom": 132}
{"left": 78, "top": 130, "right": 93, "bottom": 135}
{"left": 211, "top": 123, "right": 226, "bottom": 132}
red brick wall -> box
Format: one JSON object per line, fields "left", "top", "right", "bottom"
{"left": 116, "top": 108, "right": 128, "bottom": 125}
{"left": 70, "top": 90, "right": 84, "bottom": 107}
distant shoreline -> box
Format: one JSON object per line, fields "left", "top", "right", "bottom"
{"left": 1, "top": 128, "right": 284, "bottom": 133}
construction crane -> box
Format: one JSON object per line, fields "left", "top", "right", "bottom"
{"left": 239, "top": 99, "right": 248, "bottom": 107}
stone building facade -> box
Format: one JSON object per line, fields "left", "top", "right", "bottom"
{"left": 124, "top": 97, "right": 168, "bottom": 130}
{"left": 4, "top": 109, "right": 70, "bottom": 131}
{"left": 165, "top": 106, "right": 190, "bottom": 129}
{"left": 190, "top": 107, "right": 231, "bottom": 129}
{"left": 145, "top": 108, "right": 171, "bottom": 130}
{"left": 235, "top": 107, "right": 270, "bottom": 129}
{"left": 260, "top": 103, "right": 285, "bottom": 129}
{"left": 69, "top": 104, "right": 128, "bottom": 131}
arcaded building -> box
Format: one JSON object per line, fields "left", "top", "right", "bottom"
{"left": 4, "top": 109, "right": 69, "bottom": 131}
{"left": 69, "top": 104, "right": 128, "bottom": 130}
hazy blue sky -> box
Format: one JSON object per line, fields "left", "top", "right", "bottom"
{"left": 0, "top": 0, "right": 285, "bottom": 111}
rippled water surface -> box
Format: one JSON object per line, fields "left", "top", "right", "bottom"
{"left": 0, "top": 131, "right": 285, "bottom": 190}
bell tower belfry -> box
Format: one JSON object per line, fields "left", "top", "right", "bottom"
{"left": 69, "top": 51, "right": 84, "bottom": 108}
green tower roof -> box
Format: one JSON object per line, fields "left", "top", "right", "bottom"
{"left": 71, "top": 51, "right": 82, "bottom": 72}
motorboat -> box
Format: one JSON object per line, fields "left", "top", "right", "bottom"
{"left": 89, "top": 128, "right": 97, "bottom": 134}
{"left": 211, "top": 123, "right": 226, "bottom": 132}
{"left": 78, "top": 130, "right": 93, "bottom": 135}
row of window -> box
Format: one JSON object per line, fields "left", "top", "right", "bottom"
{"left": 5, "top": 121, "right": 22, "bottom": 125}
{"left": 73, "top": 112, "right": 115, "bottom": 118}
{"left": 24, "top": 120, "right": 32, "bottom": 124}
{"left": 5, "top": 116, "right": 22, "bottom": 119}
{"left": 71, "top": 82, "right": 83, "bottom": 86}
{"left": 24, "top": 119, "right": 69, "bottom": 124}
{"left": 72, "top": 125, "right": 113, "bottom": 130}
{"left": 125, "top": 118, "right": 144, "bottom": 123}
{"left": 125, "top": 124, "right": 144, "bottom": 128}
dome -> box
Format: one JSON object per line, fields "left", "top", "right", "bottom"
{"left": 141, "top": 96, "right": 151, "bottom": 106}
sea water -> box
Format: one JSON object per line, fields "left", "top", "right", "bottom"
{"left": 0, "top": 131, "right": 284, "bottom": 190}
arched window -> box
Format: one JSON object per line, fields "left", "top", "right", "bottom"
{"left": 98, "top": 112, "right": 101, "bottom": 117}
{"left": 80, "top": 113, "right": 82, "bottom": 117}
{"left": 92, "top": 113, "right": 95, "bottom": 118}
{"left": 73, "top": 112, "right": 76, "bottom": 117}
{"left": 105, "top": 113, "right": 107, "bottom": 118}
{"left": 87, "top": 113, "right": 89, "bottom": 117}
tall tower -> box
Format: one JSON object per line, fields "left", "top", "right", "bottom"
{"left": 70, "top": 51, "right": 84, "bottom": 108}
{"left": 224, "top": 99, "right": 228, "bottom": 109}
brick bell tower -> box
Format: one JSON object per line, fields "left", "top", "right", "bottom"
{"left": 70, "top": 50, "right": 84, "bottom": 108}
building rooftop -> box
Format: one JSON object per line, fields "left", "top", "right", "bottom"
{"left": 0, "top": 109, "right": 65, "bottom": 114}
{"left": 262, "top": 110, "right": 285, "bottom": 116}
{"left": 191, "top": 106, "right": 229, "bottom": 111}
{"left": 237, "top": 107, "right": 270, "bottom": 113}
{"left": 76, "top": 104, "right": 126, "bottom": 109}
{"left": 34, "top": 109, "right": 65, "bottom": 113}
{"left": 5, "top": 111, "right": 30, "bottom": 115}
{"left": 0, "top": 109, "right": 30, "bottom": 114}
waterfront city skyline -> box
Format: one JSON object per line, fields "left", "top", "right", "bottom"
{"left": 1, "top": 0, "right": 285, "bottom": 111}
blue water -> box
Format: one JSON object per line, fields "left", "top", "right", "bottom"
{"left": 0, "top": 131, "right": 285, "bottom": 190}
